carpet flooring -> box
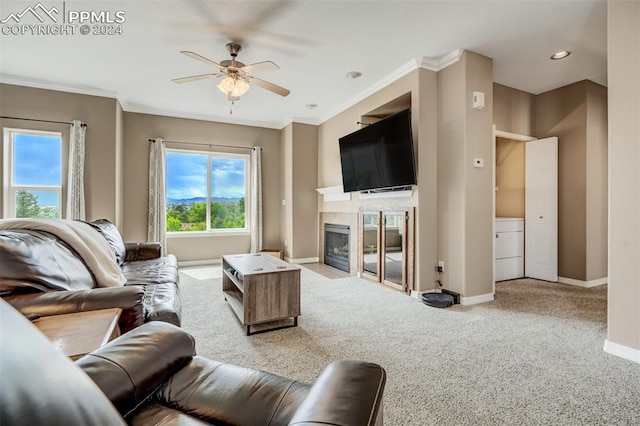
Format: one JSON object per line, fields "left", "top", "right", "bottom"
{"left": 179, "top": 267, "right": 640, "bottom": 425}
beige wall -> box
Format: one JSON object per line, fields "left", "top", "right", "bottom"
{"left": 586, "top": 83, "right": 608, "bottom": 281}
{"left": 463, "top": 52, "right": 495, "bottom": 297}
{"left": 0, "top": 84, "right": 119, "bottom": 222}
{"left": 607, "top": 0, "right": 640, "bottom": 353}
{"left": 492, "top": 84, "right": 532, "bottom": 219}
{"left": 437, "top": 51, "right": 494, "bottom": 298}
{"left": 291, "top": 123, "right": 318, "bottom": 260}
{"left": 281, "top": 122, "right": 319, "bottom": 260}
{"left": 122, "top": 112, "right": 282, "bottom": 262}
{"left": 493, "top": 83, "right": 536, "bottom": 135}
{"left": 536, "top": 80, "right": 608, "bottom": 282}
{"left": 536, "top": 81, "right": 588, "bottom": 280}
{"left": 495, "top": 137, "right": 525, "bottom": 218}
{"left": 114, "top": 101, "right": 124, "bottom": 229}
{"left": 415, "top": 68, "right": 440, "bottom": 293}
{"left": 438, "top": 57, "right": 468, "bottom": 296}
{"left": 281, "top": 123, "right": 293, "bottom": 258}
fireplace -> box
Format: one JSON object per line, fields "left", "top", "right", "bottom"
{"left": 324, "top": 224, "right": 350, "bottom": 272}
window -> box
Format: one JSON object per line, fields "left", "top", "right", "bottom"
{"left": 165, "top": 150, "right": 249, "bottom": 233}
{"left": 3, "top": 128, "right": 64, "bottom": 218}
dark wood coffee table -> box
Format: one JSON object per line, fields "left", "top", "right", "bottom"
{"left": 33, "top": 308, "right": 122, "bottom": 360}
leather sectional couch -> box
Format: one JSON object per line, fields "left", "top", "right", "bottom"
{"left": 0, "top": 300, "right": 386, "bottom": 425}
{"left": 0, "top": 218, "right": 180, "bottom": 332}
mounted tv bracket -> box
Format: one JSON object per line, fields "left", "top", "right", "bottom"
{"left": 360, "top": 185, "right": 413, "bottom": 194}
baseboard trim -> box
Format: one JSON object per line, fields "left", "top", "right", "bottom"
{"left": 604, "top": 340, "right": 640, "bottom": 364}
{"left": 558, "top": 276, "right": 608, "bottom": 288}
{"left": 461, "top": 293, "right": 494, "bottom": 305}
{"left": 410, "top": 289, "right": 438, "bottom": 299}
{"left": 178, "top": 259, "right": 221, "bottom": 267}
{"left": 286, "top": 257, "right": 320, "bottom": 264}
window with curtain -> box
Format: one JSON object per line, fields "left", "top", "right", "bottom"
{"left": 165, "top": 149, "right": 250, "bottom": 233}
{"left": 2, "top": 128, "right": 64, "bottom": 218}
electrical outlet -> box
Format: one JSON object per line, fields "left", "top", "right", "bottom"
{"left": 284, "top": 239, "right": 287, "bottom": 247}
{"left": 438, "top": 260, "right": 445, "bottom": 272}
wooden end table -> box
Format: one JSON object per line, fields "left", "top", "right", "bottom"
{"left": 222, "top": 253, "right": 301, "bottom": 335}
{"left": 33, "top": 308, "right": 122, "bottom": 360}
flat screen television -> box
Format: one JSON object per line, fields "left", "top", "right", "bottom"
{"left": 339, "top": 108, "right": 416, "bottom": 192}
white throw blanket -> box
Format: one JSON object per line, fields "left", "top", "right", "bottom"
{"left": 0, "top": 219, "right": 127, "bottom": 288}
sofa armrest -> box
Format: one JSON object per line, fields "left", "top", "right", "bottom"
{"left": 3, "top": 286, "right": 146, "bottom": 333}
{"left": 124, "top": 242, "right": 161, "bottom": 261}
{"left": 288, "top": 360, "right": 386, "bottom": 426}
{"left": 75, "top": 321, "right": 195, "bottom": 418}
{"left": 153, "top": 356, "right": 310, "bottom": 426}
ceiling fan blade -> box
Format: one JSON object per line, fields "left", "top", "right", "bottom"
{"left": 180, "top": 51, "right": 224, "bottom": 70}
{"left": 249, "top": 76, "right": 290, "bottom": 97}
{"left": 241, "top": 61, "right": 280, "bottom": 74}
{"left": 171, "top": 74, "right": 221, "bottom": 84}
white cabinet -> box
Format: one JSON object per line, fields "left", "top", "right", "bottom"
{"left": 495, "top": 218, "right": 524, "bottom": 281}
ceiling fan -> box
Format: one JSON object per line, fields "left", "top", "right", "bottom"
{"left": 172, "top": 42, "right": 290, "bottom": 108}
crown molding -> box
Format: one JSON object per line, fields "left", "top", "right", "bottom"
{"left": 308, "top": 49, "right": 464, "bottom": 127}
{"left": 420, "top": 49, "right": 464, "bottom": 71}
{"left": 122, "top": 102, "right": 285, "bottom": 130}
{"left": 0, "top": 74, "right": 118, "bottom": 99}
{"left": 315, "top": 58, "right": 420, "bottom": 125}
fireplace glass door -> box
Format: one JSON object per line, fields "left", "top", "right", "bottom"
{"left": 383, "top": 212, "right": 405, "bottom": 287}
{"left": 359, "top": 208, "right": 414, "bottom": 293}
{"left": 362, "top": 213, "right": 380, "bottom": 279}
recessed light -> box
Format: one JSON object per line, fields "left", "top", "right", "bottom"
{"left": 306, "top": 103, "right": 318, "bottom": 110}
{"left": 550, "top": 50, "right": 571, "bottom": 60}
{"left": 345, "top": 71, "right": 362, "bottom": 79}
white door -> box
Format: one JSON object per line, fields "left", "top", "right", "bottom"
{"left": 525, "top": 137, "right": 558, "bottom": 281}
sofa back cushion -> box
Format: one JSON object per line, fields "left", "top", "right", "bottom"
{"left": 88, "top": 219, "right": 127, "bottom": 265}
{"left": 0, "top": 230, "right": 95, "bottom": 293}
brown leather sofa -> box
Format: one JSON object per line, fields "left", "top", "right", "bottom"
{"left": 0, "top": 219, "right": 180, "bottom": 332}
{"left": 0, "top": 300, "right": 386, "bottom": 426}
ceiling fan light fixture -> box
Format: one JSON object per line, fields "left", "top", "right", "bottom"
{"left": 550, "top": 50, "right": 571, "bottom": 60}
{"left": 217, "top": 76, "right": 250, "bottom": 97}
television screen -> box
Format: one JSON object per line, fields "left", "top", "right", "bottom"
{"left": 339, "top": 109, "right": 416, "bottom": 192}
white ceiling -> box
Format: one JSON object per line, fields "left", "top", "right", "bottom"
{"left": 0, "top": 0, "right": 607, "bottom": 129}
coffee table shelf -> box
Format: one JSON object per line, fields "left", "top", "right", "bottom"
{"left": 222, "top": 253, "right": 300, "bottom": 335}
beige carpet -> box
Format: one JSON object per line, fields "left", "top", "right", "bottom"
{"left": 179, "top": 266, "right": 640, "bottom": 425}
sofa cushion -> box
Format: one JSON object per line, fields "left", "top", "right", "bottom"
{"left": 0, "top": 230, "right": 95, "bottom": 293}
{"left": 88, "top": 219, "right": 127, "bottom": 265}
{"left": 143, "top": 283, "right": 182, "bottom": 326}
{"left": 122, "top": 255, "right": 179, "bottom": 286}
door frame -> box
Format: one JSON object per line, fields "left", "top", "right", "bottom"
{"left": 492, "top": 127, "right": 536, "bottom": 294}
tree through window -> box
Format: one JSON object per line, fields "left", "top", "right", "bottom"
{"left": 3, "top": 129, "right": 63, "bottom": 218}
{"left": 165, "top": 150, "right": 249, "bottom": 233}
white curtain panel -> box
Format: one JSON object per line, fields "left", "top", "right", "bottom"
{"left": 148, "top": 138, "right": 167, "bottom": 254}
{"left": 66, "top": 120, "right": 86, "bottom": 220}
{"left": 250, "top": 146, "right": 263, "bottom": 253}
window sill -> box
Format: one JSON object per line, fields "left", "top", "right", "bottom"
{"left": 167, "top": 230, "right": 250, "bottom": 239}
